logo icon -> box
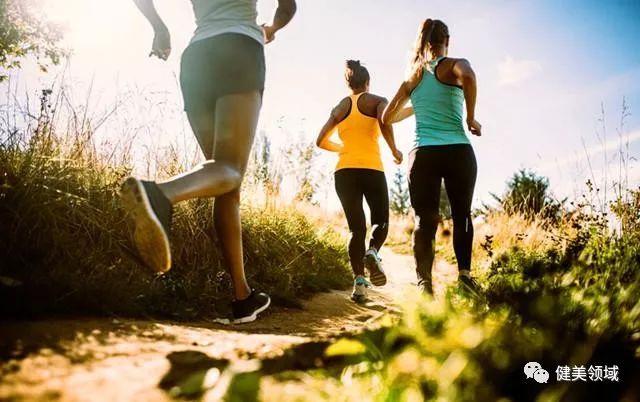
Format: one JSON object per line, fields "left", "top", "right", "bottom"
{"left": 524, "top": 362, "right": 549, "bottom": 383}
{"left": 534, "top": 368, "right": 549, "bottom": 383}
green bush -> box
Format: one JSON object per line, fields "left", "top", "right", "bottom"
{"left": 261, "top": 208, "right": 640, "bottom": 401}
{"left": 491, "top": 169, "right": 565, "bottom": 222}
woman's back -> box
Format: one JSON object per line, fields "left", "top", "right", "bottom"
{"left": 190, "top": 0, "right": 263, "bottom": 44}
{"left": 410, "top": 57, "right": 468, "bottom": 148}
{"left": 336, "top": 93, "right": 383, "bottom": 172}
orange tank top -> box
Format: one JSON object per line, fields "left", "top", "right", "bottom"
{"left": 335, "top": 93, "right": 384, "bottom": 172}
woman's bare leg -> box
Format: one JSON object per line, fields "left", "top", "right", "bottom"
{"left": 211, "top": 93, "right": 261, "bottom": 300}
{"left": 153, "top": 92, "right": 260, "bottom": 300}
{"left": 155, "top": 93, "right": 260, "bottom": 204}
{"left": 214, "top": 188, "right": 250, "bottom": 299}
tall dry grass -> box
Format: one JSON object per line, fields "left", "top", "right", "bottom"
{"left": 0, "top": 85, "right": 351, "bottom": 318}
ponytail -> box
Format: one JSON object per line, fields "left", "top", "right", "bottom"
{"left": 412, "top": 19, "right": 449, "bottom": 69}
{"left": 345, "top": 59, "right": 370, "bottom": 90}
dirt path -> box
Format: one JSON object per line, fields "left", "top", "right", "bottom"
{"left": 0, "top": 251, "right": 456, "bottom": 401}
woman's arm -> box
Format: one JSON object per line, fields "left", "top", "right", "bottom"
{"left": 453, "top": 59, "right": 482, "bottom": 136}
{"left": 262, "top": 0, "right": 297, "bottom": 43}
{"left": 316, "top": 102, "right": 347, "bottom": 152}
{"left": 382, "top": 67, "right": 421, "bottom": 125}
{"left": 133, "top": 0, "right": 171, "bottom": 60}
{"left": 390, "top": 106, "right": 414, "bottom": 123}
{"left": 377, "top": 100, "right": 403, "bottom": 164}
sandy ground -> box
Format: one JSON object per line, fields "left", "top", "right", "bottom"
{"left": 0, "top": 250, "right": 457, "bottom": 401}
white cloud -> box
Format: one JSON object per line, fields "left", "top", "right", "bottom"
{"left": 538, "top": 129, "right": 640, "bottom": 172}
{"left": 498, "top": 56, "right": 542, "bottom": 85}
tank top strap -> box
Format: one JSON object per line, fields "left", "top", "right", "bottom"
{"left": 426, "top": 56, "right": 446, "bottom": 73}
{"left": 348, "top": 93, "right": 365, "bottom": 118}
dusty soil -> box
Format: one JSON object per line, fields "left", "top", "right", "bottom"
{"left": 0, "top": 251, "right": 457, "bottom": 401}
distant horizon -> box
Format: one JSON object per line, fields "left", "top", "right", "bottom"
{"left": 4, "top": 0, "right": 640, "bottom": 211}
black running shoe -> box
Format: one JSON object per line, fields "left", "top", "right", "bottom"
{"left": 417, "top": 277, "right": 433, "bottom": 295}
{"left": 230, "top": 291, "right": 271, "bottom": 324}
{"left": 458, "top": 272, "right": 481, "bottom": 297}
{"left": 121, "top": 177, "right": 172, "bottom": 273}
{"left": 363, "top": 248, "right": 387, "bottom": 286}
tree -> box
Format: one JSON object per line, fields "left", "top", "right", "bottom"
{"left": 0, "top": 0, "right": 64, "bottom": 80}
{"left": 390, "top": 168, "right": 410, "bottom": 215}
{"left": 492, "top": 169, "right": 565, "bottom": 221}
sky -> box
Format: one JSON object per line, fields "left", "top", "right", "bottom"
{"left": 5, "top": 0, "right": 640, "bottom": 210}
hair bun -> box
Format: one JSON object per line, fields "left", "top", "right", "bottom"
{"left": 346, "top": 59, "right": 361, "bottom": 69}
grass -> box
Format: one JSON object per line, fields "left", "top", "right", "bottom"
{"left": 253, "top": 192, "right": 640, "bottom": 401}
{"left": 0, "top": 92, "right": 351, "bottom": 318}
{"left": 2, "top": 86, "right": 638, "bottom": 401}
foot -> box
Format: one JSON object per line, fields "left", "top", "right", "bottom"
{"left": 363, "top": 248, "right": 387, "bottom": 286}
{"left": 120, "top": 177, "right": 172, "bottom": 273}
{"left": 351, "top": 275, "right": 369, "bottom": 303}
{"left": 230, "top": 291, "right": 271, "bottom": 324}
{"left": 417, "top": 277, "right": 433, "bottom": 295}
{"left": 458, "top": 271, "right": 481, "bottom": 297}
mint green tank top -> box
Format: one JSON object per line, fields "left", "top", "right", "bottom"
{"left": 410, "top": 57, "right": 469, "bottom": 148}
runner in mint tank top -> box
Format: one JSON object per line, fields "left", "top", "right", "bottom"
{"left": 382, "top": 18, "right": 482, "bottom": 296}
{"left": 122, "top": 0, "right": 296, "bottom": 323}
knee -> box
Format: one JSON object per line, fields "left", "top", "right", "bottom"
{"left": 204, "top": 161, "right": 244, "bottom": 191}
{"left": 452, "top": 211, "right": 473, "bottom": 231}
{"left": 414, "top": 211, "right": 439, "bottom": 234}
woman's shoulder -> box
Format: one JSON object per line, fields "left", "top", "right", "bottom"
{"left": 362, "top": 93, "right": 387, "bottom": 105}
{"left": 442, "top": 57, "right": 471, "bottom": 69}
{"left": 406, "top": 64, "right": 425, "bottom": 93}
{"left": 332, "top": 96, "right": 352, "bottom": 122}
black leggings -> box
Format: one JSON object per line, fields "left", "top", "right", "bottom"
{"left": 408, "top": 144, "right": 477, "bottom": 280}
{"left": 335, "top": 168, "right": 389, "bottom": 276}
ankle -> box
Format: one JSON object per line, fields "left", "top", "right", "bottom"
{"left": 459, "top": 270, "right": 471, "bottom": 278}
{"left": 234, "top": 285, "right": 252, "bottom": 301}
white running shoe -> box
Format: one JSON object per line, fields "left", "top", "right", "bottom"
{"left": 351, "top": 275, "right": 370, "bottom": 303}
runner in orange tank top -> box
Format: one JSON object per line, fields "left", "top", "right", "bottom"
{"left": 316, "top": 60, "right": 403, "bottom": 302}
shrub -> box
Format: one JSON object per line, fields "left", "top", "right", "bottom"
{"left": 0, "top": 91, "right": 351, "bottom": 318}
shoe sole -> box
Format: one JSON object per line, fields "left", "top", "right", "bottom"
{"left": 351, "top": 294, "right": 367, "bottom": 303}
{"left": 364, "top": 254, "right": 387, "bottom": 286}
{"left": 121, "top": 177, "right": 171, "bottom": 273}
{"left": 214, "top": 296, "right": 271, "bottom": 325}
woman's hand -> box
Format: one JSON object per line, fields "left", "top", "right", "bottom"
{"left": 392, "top": 149, "right": 403, "bottom": 164}
{"left": 150, "top": 28, "right": 171, "bottom": 60}
{"left": 467, "top": 118, "right": 482, "bottom": 136}
{"left": 262, "top": 24, "right": 277, "bottom": 44}
{"left": 262, "top": 0, "right": 296, "bottom": 44}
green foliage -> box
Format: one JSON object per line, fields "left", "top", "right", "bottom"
{"left": 491, "top": 169, "right": 565, "bottom": 221}
{"left": 390, "top": 168, "right": 410, "bottom": 216}
{"left": 261, "top": 206, "right": 640, "bottom": 401}
{"left": 0, "top": 0, "right": 65, "bottom": 80}
{"left": 611, "top": 187, "right": 640, "bottom": 235}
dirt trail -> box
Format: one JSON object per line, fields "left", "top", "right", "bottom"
{"left": 0, "top": 251, "right": 457, "bottom": 401}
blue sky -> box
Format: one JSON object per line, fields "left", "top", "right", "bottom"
{"left": 7, "top": 0, "right": 640, "bottom": 209}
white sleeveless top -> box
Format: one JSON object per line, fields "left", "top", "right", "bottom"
{"left": 190, "top": 0, "right": 264, "bottom": 45}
